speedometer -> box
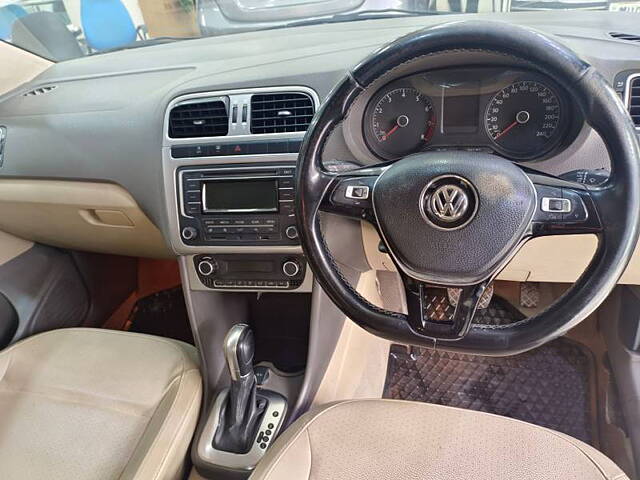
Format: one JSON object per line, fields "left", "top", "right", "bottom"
{"left": 485, "top": 80, "right": 563, "bottom": 159}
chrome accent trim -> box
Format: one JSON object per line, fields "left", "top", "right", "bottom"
{"left": 196, "top": 388, "right": 287, "bottom": 470}
{"left": 345, "top": 185, "right": 370, "bottom": 200}
{"left": 164, "top": 86, "right": 320, "bottom": 146}
{"left": 541, "top": 197, "right": 571, "bottom": 213}
{"left": 624, "top": 72, "right": 640, "bottom": 131}
{"left": 418, "top": 175, "right": 479, "bottom": 231}
{"left": 223, "top": 324, "right": 251, "bottom": 382}
{"left": 177, "top": 164, "right": 294, "bottom": 219}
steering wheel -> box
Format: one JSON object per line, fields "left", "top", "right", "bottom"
{"left": 295, "top": 20, "right": 640, "bottom": 355}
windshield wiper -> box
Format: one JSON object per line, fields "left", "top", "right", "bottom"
{"left": 281, "top": 8, "right": 448, "bottom": 29}
{"left": 91, "top": 36, "right": 201, "bottom": 55}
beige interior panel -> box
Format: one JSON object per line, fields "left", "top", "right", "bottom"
{"left": 362, "top": 222, "right": 640, "bottom": 284}
{"left": 0, "top": 230, "right": 33, "bottom": 266}
{"left": 312, "top": 270, "right": 391, "bottom": 406}
{"left": 0, "top": 179, "right": 172, "bottom": 258}
{"left": 0, "top": 42, "right": 51, "bottom": 96}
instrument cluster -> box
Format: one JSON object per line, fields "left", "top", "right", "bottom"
{"left": 361, "top": 67, "right": 578, "bottom": 162}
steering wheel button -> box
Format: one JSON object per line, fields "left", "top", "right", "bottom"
{"left": 541, "top": 197, "right": 571, "bottom": 213}
{"left": 345, "top": 185, "right": 370, "bottom": 200}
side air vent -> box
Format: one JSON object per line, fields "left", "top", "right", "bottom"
{"left": 610, "top": 32, "right": 640, "bottom": 43}
{"left": 169, "top": 99, "right": 229, "bottom": 138}
{"left": 23, "top": 85, "right": 57, "bottom": 96}
{"left": 628, "top": 76, "right": 640, "bottom": 128}
{"left": 250, "top": 93, "right": 314, "bottom": 134}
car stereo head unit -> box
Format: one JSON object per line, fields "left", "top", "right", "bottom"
{"left": 178, "top": 164, "right": 299, "bottom": 246}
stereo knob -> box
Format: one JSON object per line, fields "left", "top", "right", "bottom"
{"left": 197, "top": 260, "right": 217, "bottom": 276}
{"left": 285, "top": 225, "right": 299, "bottom": 240}
{"left": 181, "top": 226, "right": 198, "bottom": 241}
{"left": 282, "top": 260, "right": 300, "bottom": 278}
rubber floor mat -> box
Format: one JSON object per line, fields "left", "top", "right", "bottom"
{"left": 129, "top": 287, "right": 194, "bottom": 345}
{"left": 384, "top": 338, "right": 596, "bottom": 444}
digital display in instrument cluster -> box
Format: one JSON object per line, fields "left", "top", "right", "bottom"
{"left": 362, "top": 67, "right": 572, "bottom": 162}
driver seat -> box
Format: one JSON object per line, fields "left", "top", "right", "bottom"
{"left": 251, "top": 399, "right": 628, "bottom": 480}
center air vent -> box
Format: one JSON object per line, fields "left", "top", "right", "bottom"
{"left": 250, "top": 93, "right": 314, "bottom": 134}
{"left": 628, "top": 76, "right": 640, "bottom": 128}
{"left": 169, "top": 99, "right": 229, "bottom": 138}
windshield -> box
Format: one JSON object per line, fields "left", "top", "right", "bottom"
{"left": 1, "top": 0, "right": 639, "bottom": 61}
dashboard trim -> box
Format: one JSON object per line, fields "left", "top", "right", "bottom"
{"left": 162, "top": 86, "right": 321, "bottom": 257}
{"left": 624, "top": 72, "right": 640, "bottom": 131}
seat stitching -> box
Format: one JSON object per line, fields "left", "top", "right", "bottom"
{"left": 116, "top": 373, "right": 184, "bottom": 480}
{"left": 306, "top": 428, "right": 313, "bottom": 480}
{"left": 116, "top": 355, "right": 189, "bottom": 480}
{"left": 0, "top": 386, "right": 153, "bottom": 418}
{"left": 0, "top": 328, "right": 198, "bottom": 367}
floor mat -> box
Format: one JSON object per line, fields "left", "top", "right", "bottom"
{"left": 384, "top": 338, "right": 596, "bottom": 444}
{"left": 128, "top": 287, "right": 194, "bottom": 345}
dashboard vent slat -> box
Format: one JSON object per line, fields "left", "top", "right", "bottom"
{"left": 23, "top": 85, "right": 57, "bottom": 97}
{"left": 250, "top": 93, "right": 314, "bottom": 134}
{"left": 169, "top": 100, "right": 229, "bottom": 138}
{"left": 610, "top": 32, "right": 640, "bottom": 43}
{"left": 629, "top": 76, "right": 640, "bottom": 128}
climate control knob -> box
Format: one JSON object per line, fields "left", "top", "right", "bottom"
{"left": 181, "top": 226, "right": 198, "bottom": 241}
{"left": 282, "top": 260, "right": 301, "bottom": 278}
{"left": 197, "top": 259, "right": 217, "bottom": 276}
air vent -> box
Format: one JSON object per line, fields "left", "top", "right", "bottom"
{"left": 628, "top": 76, "right": 640, "bottom": 128}
{"left": 250, "top": 93, "right": 314, "bottom": 134}
{"left": 610, "top": 32, "right": 640, "bottom": 43}
{"left": 169, "top": 99, "right": 229, "bottom": 138}
{"left": 23, "top": 85, "right": 57, "bottom": 97}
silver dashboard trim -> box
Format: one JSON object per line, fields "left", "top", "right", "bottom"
{"left": 163, "top": 85, "right": 320, "bottom": 147}
{"left": 162, "top": 86, "right": 319, "bottom": 257}
{"left": 196, "top": 388, "right": 287, "bottom": 470}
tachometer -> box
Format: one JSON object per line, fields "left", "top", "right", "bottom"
{"left": 485, "top": 80, "right": 563, "bottom": 159}
{"left": 365, "top": 87, "right": 436, "bottom": 160}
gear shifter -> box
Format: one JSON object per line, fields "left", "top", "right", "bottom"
{"left": 213, "top": 324, "right": 266, "bottom": 454}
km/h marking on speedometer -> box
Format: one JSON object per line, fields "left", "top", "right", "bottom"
{"left": 485, "top": 80, "right": 562, "bottom": 158}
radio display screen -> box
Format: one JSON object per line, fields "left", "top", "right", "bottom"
{"left": 203, "top": 179, "right": 278, "bottom": 213}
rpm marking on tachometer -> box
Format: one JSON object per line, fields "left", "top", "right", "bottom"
{"left": 370, "top": 87, "right": 436, "bottom": 158}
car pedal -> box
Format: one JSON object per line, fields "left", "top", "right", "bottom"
{"left": 520, "top": 282, "right": 540, "bottom": 308}
{"left": 447, "top": 284, "right": 494, "bottom": 310}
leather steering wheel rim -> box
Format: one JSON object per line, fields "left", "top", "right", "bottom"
{"left": 295, "top": 20, "right": 640, "bottom": 355}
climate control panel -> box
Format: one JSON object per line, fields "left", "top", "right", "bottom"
{"left": 193, "top": 253, "right": 306, "bottom": 290}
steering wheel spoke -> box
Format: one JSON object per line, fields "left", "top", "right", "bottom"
{"left": 527, "top": 173, "right": 603, "bottom": 238}
{"left": 319, "top": 165, "right": 386, "bottom": 223}
{"left": 404, "top": 277, "right": 491, "bottom": 340}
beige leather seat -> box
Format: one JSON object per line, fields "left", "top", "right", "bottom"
{"left": 0, "top": 328, "right": 202, "bottom": 480}
{"left": 251, "top": 399, "right": 629, "bottom": 480}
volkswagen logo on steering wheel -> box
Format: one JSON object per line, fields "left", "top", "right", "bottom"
{"left": 420, "top": 175, "right": 478, "bottom": 230}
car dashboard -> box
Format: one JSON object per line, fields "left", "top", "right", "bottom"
{"left": 0, "top": 11, "right": 640, "bottom": 291}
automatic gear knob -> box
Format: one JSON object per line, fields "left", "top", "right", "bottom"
{"left": 223, "top": 324, "right": 255, "bottom": 381}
